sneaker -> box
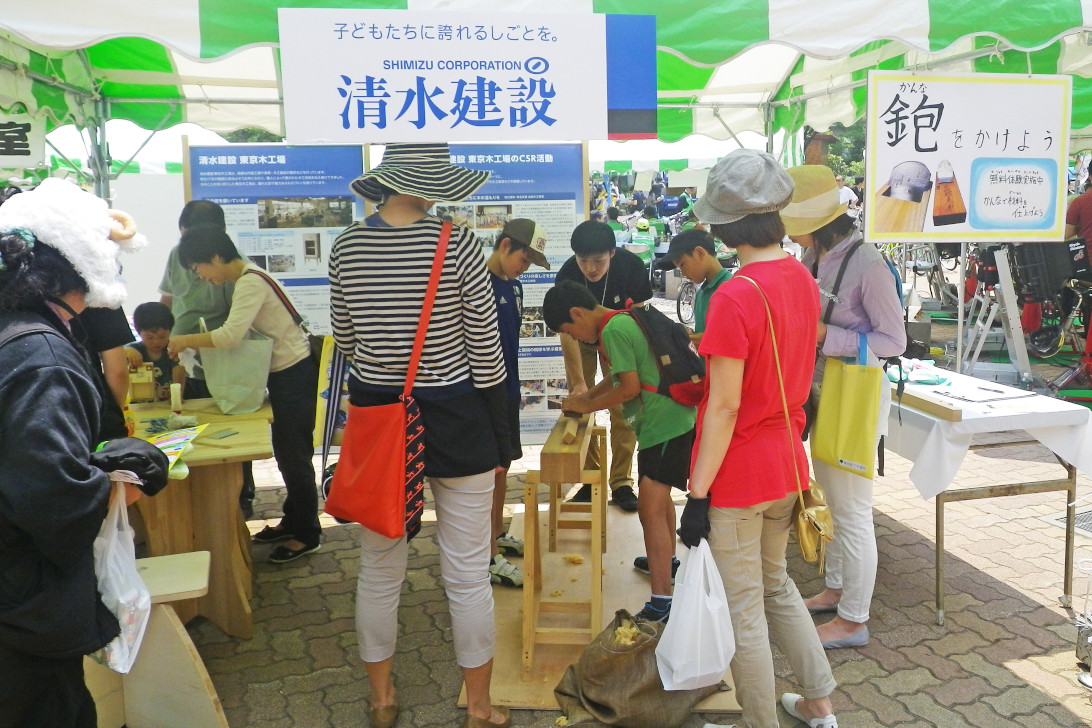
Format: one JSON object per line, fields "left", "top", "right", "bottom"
{"left": 633, "top": 555, "right": 681, "bottom": 583}
{"left": 634, "top": 601, "right": 670, "bottom": 624}
{"left": 610, "top": 485, "right": 638, "bottom": 512}
{"left": 496, "top": 532, "right": 524, "bottom": 557}
{"left": 268, "top": 541, "right": 321, "bottom": 563}
{"left": 489, "top": 554, "right": 524, "bottom": 588}
{"left": 252, "top": 525, "right": 292, "bottom": 543}
{"left": 566, "top": 483, "right": 592, "bottom": 503}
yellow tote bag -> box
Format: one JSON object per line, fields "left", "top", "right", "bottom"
{"left": 812, "top": 334, "right": 882, "bottom": 479}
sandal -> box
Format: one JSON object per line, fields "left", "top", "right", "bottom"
{"left": 462, "top": 706, "right": 511, "bottom": 728}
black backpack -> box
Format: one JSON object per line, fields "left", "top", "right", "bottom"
{"left": 599, "top": 300, "right": 705, "bottom": 406}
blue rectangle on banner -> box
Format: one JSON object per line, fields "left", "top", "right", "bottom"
{"left": 605, "top": 15, "right": 657, "bottom": 139}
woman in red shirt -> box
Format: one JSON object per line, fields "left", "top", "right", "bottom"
{"left": 681, "top": 150, "right": 839, "bottom": 728}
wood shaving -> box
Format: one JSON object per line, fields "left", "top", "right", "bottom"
{"left": 551, "top": 589, "right": 564, "bottom": 596}
{"left": 555, "top": 717, "right": 570, "bottom": 726}
{"left": 612, "top": 618, "right": 640, "bottom": 646}
{"left": 563, "top": 554, "right": 584, "bottom": 564}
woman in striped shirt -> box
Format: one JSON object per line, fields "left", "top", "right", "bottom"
{"left": 329, "top": 144, "right": 512, "bottom": 728}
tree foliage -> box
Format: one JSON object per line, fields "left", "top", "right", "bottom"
{"left": 222, "top": 128, "right": 283, "bottom": 143}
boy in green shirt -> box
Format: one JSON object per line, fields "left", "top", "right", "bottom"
{"left": 656, "top": 228, "right": 733, "bottom": 343}
{"left": 543, "top": 281, "right": 697, "bottom": 623}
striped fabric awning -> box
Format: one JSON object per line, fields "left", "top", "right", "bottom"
{"left": 3, "top": 1, "right": 1092, "bottom": 146}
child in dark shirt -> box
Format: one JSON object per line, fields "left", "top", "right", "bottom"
{"left": 124, "top": 301, "right": 184, "bottom": 400}
{"left": 485, "top": 219, "right": 551, "bottom": 588}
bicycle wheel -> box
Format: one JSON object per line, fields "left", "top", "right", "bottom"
{"left": 677, "top": 280, "right": 695, "bottom": 326}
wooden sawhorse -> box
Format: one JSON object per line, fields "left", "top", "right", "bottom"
{"left": 521, "top": 414, "right": 608, "bottom": 677}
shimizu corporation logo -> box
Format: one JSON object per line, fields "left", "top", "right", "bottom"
{"left": 524, "top": 57, "right": 549, "bottom": 75}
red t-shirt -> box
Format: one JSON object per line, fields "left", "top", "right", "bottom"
{"left": 696, "top": 255, "right": 820, "bottom": 508}
{"left": 1067, "top": 191, "right": 1092, "bottom": 243}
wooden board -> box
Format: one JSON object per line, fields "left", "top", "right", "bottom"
{"left": 890, "top": 381, "right": 963, "bottom": 422}
{"left": 540, "top": 413, "right": 593, "bottom": 484}
{"left": 137, "top": 551, "right": 210, "bottom": 604}
{"left": 872, "top": 183, "right": 932, "bottom": 234}
{"left": 481, "top": 499, "right": 740, "bottom": 713}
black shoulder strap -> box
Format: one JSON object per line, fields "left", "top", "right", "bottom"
{"left": 0, "top": 314, "right": 59, "bottom": 349}
{"left": 820, "top": 240, "right": 864, "bottom": 324}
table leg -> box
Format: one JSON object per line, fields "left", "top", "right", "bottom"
{"left": 1063, "top": 465, "right": 1077, "bottom": 609}
{"left": 936, "top": 494, "right": 946, "bottom": 626}
{"left": 189, "top": 463, "right": 254, "bottom": 639}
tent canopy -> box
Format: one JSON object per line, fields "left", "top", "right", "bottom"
{"left": 4, "top": 1, "right": 1092, "bottom": 152}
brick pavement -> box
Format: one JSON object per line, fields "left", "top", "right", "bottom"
{"left": 185, "top": 433, "right": 1092, "bottom": 727}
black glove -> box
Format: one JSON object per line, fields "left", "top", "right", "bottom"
{"left": 90, "top": 437, "right": 170, "bottom": 497}
{"left": 676, "top": 495, "right": 711, "bottom": 548}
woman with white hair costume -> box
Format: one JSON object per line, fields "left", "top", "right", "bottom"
{"left": 0, "top": 179, "right": 168, "bottom": 728}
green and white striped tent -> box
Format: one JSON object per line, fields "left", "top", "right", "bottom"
{"left": 4, "top": 1, "right": 1092, "bottom": 152}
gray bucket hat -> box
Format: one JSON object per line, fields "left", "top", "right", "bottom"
{"left": 692, "top": 149, "right": 795, "bottom": 225}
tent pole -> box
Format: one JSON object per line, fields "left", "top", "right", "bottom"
{"left": 763, "top": 103, "right": 774, "bottom": 154}
{"left": 87, "top": 100, "right": 111, "bottom": 202}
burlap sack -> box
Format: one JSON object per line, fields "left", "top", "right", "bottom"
{"left": 554, "top": 609, "right": 721, "bottom": 728}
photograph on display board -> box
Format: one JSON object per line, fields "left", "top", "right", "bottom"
{"left": 268, "top": 255, "right": 296, "bottom": 273}
{"left": 520, "top": 379, "right": 545, "bottom": 396}
{"left": 435, "top": 204, "right": 473, "bottom": 228}
{"left": 546, "top": 378, "right": 568, "bottom": 394}
{"left": 257, "top": 196, "right": 354, "bottom": 229}
{"left": 520, "top": 395, "right": 544, "bottom": 411}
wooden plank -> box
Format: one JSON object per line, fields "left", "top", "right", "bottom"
{"left": 123, "top": 604, "right": 228, "bottom": 728}
{"left": 137, "top": 552, "right": 210, "bottom": 604}
{"left": 872, "top": 183, "right": 932, "bottom": 234}
{"left": 561, "top": 416, "right": 580, "bottom": 445}
{"left": 540, "top": 413, "right": 592, "bottom": 484}
{"left": 891, "top": 382, "right": 962, "bottom": 422}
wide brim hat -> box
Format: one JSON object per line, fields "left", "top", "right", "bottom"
{"left": 780, "top": 165, "right": 848, "bottom": 237}
{"left": 351, "top": 143, "right": 489, "bottom": 203}
{"left": 692, "top": 149, "right": 794, "bottom": 225}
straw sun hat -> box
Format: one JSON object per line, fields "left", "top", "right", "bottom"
{"left": 780, "top": 165, "right": 849, "bottom": 237}
{"left": 350, "top": 143, "right": 489, "bottom": 203}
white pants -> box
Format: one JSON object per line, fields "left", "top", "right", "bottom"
{"left": 811, "top": 458, "right": 877, "bottom": 624}
{"left": 355, "top": 471, "right": 495, "bottom": 668}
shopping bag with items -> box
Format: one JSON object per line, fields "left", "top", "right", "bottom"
{"left": 90, "top": 482, "right": 151, "bottom": 673}
{"left": 655, "top": 540, "right": 735, "bottom": 691}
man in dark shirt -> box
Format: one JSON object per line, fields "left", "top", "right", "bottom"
{"left": 553, "top": 220, "right": 653, "bottom": 512}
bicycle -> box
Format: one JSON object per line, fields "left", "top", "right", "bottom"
{"left": 677, "top": 278, "right": 696, "bottom": 325}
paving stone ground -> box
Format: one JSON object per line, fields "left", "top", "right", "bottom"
{"left": 187, "top": 289, "right": 1092, "bottom": 727}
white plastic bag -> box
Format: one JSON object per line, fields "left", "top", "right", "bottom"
{"left": 90, "top": 482, "right": 151, "bottom": 674}
{"left": 199, "top": 322, "right": 273, "bottom": 415}
{"left": 655, "top": 540, "right": 735, "bottom": 691}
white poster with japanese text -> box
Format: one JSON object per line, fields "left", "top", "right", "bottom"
{"left": 0, "top": 113, "right": 45, "bottom": 168}
{"left": 278, "top": 9, "right": 607, "bottom": 143}
{"left": 865, "top": 72, "right": 1071, "bottom": 242}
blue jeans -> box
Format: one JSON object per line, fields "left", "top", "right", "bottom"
{"left": 267, "top": 357, "right": 320, "bottom": 544}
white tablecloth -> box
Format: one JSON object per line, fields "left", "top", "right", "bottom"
{"left": 883, "top": 370, "right": 1092, "bottom": 499}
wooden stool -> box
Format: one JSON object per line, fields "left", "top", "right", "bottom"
{"left": 86, "top": 551, "right": 229, "bottom": 728}
{"left": 521, "top": 414, "right": 608, "bottom": 677}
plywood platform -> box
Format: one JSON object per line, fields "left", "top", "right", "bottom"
{"left": 483, "top": 496, "right": 740, "bottom": 713}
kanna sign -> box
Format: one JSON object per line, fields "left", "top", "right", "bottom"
{"left": 865, "top": 71, "right": 1071, "bottom": 242}
{"left": 279, "top": 9, "right": 607, "bottom": 144}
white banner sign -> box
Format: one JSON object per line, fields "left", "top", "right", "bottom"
{"left": 279, "top": 9, "right": 607, "bottom": 144}
{"left": 0, "top": 113, "right": 45, "bottom": 169}
{"left": 865, "top": 72, "right": 1071, "bottom": 242}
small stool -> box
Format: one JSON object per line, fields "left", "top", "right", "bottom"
{"left": 86, "top": 551, "right": 228, "bottom": 728}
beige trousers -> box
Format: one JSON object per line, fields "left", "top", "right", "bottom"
{"left": 578, "top": 342, "right": 636, "bottom": 491}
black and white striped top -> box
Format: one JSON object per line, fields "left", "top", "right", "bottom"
{"left": 329, "top": 215, "right": 505, "bottom": 390}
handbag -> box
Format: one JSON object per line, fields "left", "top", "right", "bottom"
{"left": 199, "top": 323, "right": 274, "bottom": 415}
{"left": 812, "top": 333, "right": 883, "bottom": 479}
{"left": 245, "top": 267, "right": 326, "bottom": 365}
{"left": 737, "top": 275, "right": 835, "bottom": 572}
{"left": 323, "top": 222, "right": 452, "bottom": 540}
{"left": 655, "top": 540, "right": 734, "bottom": 691}
{"left": 90, "top": 482, "right": 152, "bottom": 673}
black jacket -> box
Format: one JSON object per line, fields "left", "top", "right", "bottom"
{"left": 0, "top": 307, "right": 119, "bottom": 658}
